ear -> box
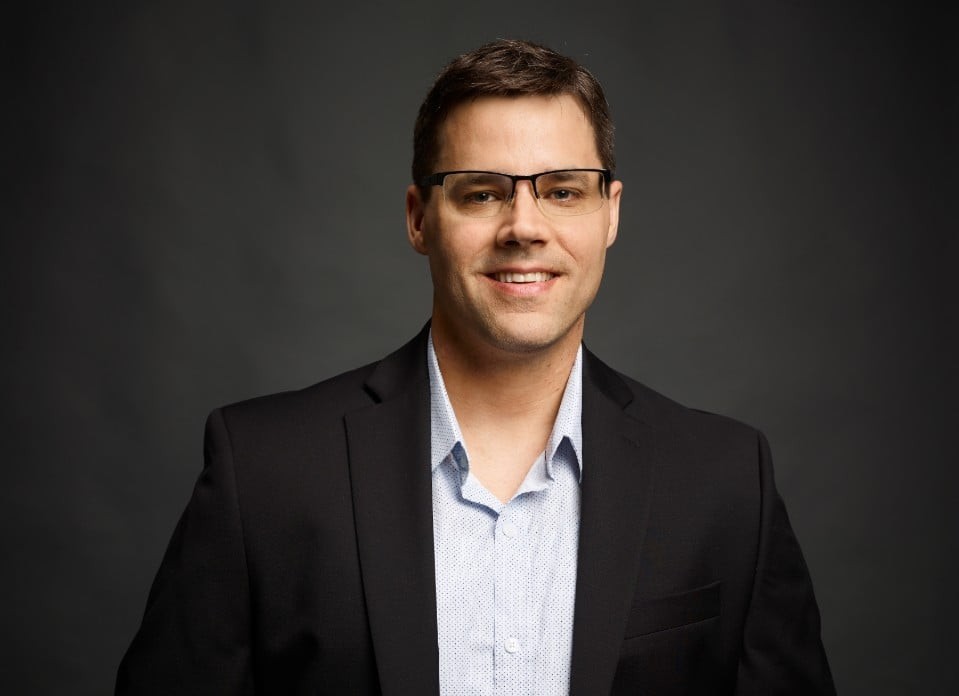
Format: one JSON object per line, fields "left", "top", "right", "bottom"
{"left": 406, "top": 185, "right": 429, "bottom": 255}
{"left": 605, "top": 179, "right": 623, "bottom": 248}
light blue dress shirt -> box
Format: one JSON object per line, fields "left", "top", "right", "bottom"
{"left": 429, "top": 335, "right": 583, "bottom": 696}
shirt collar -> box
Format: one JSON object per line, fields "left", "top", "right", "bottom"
{"left": 427, "top": 332, "right": 583, "bottom": 481}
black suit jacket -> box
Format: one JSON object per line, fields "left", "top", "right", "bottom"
{"left": 117, "top": 326, "right": 835, "bottom": 695}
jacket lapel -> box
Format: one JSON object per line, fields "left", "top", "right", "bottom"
{"left": 345, "top": 334, "right": 658, "bottom": 696}
{"left": 345, "top": 327, "right": 440, "bottom": 696}
{"left": 569, "top": 350, "right": 659, "bottom": 696}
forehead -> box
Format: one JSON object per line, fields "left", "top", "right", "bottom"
{"left": 435, "top": 94, "right": 601, "bottom": 173}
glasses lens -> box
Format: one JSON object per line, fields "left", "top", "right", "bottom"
{"left": 443, "top": 173, "right": 512, "bottom": 218}
{"left": 439, "top": 170, "right": 608, "bottom": 218}
{"left": 535, "top": 170, "right": 606, "bottom": 217}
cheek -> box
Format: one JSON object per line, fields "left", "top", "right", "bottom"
{"left": 572, "top": 243, "right": 610, "bottom": 299}
{"left": 425, "top": 237, "right": 474, "bottom": 294}
{"left": 427, "top": 226, "right": 486, "bottom": 272}
{"left": 570, "top": 234, "right": 609, "bottom": 273}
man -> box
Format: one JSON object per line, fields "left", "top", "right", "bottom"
{"left": 117, "top": 39, "right": 835, "bottom": 695}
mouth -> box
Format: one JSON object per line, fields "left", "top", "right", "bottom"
{"left": 489, "top": 271, "right": 555, "bottom": 284}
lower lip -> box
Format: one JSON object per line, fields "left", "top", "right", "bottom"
{"left": 483, "top": 275, "right": 558, "bottom": 297}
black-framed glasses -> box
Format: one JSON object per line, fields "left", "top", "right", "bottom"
{"left": 418, "top": 168, "right": 612, "bottom": 218}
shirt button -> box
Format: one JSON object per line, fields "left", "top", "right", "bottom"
{"left": 504, "top": 637, "right": 520, "bottom": 654}
{"left": 501, "top": 520, "right": 517, "bottom": 538}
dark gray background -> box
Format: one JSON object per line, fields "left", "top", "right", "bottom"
{"left": 4, "top": 1, "right": 955, "bottom": 694}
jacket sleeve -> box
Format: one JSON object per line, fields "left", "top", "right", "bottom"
{"left": 734, "top": 432, "right": 836, "bottom": 695}
{"left": 115, "top": 408, "right": 255, "bottom": 695}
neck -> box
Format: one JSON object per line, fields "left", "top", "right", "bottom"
{"left": 429, "top": 317, "right": 582, "bottom": 423}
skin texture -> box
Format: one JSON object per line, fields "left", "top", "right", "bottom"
{"left": 405, "top": 94, "right": 623, "bottom": 501}
{"left": 406, "top": 94, "right": 622, "bottom": 369}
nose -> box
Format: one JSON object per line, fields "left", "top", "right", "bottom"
{"left": 497, "top": 181, "right": 551, "bottom": 247}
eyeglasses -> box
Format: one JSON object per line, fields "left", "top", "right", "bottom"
{"left": 418, "top": 168, "right": 612, "bottom": 218}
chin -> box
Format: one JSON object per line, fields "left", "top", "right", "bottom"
{"left": 482, "top": 319, "right": 579, "bottom": 355}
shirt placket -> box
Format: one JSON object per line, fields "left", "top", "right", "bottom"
{"left": 493, "top": 498, "right": 532, "bottom": 695}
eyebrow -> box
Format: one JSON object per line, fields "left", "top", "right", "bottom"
{"left": 460, "top": 172, "right": 509, "bottom": 183}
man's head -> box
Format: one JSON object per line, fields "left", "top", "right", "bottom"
{"left": 407, "top": 40, "right": 622, "bottom": 360}
{"left": 412, "top": 39, "right": 615, "bottom": 190}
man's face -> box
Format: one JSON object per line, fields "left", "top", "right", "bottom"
{"left": 406, "top": 95, "right": 622, "bottom": 358}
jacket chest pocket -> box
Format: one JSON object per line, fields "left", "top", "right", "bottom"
{"left": 624, "top": 580, "right": 721, "bottom": 639}
{"left": 612, "top": 581, "right": 724, "bottom": 695}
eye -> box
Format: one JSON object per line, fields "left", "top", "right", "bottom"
{"left": 446, "top": 174, "right": 511, "bottom": 210}
{"left": 543, "top": 187, "right": 583, "bottom": 202}
{"left": 464, "top": 190, "right": 501, "bottom": 204}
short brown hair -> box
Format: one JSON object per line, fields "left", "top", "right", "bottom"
{"left": 412, "top": 39, "right": 615, "bottom": 186}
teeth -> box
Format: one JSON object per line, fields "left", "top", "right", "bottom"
{"left": 493, "top": 272, "right": 553, "bottom": 283}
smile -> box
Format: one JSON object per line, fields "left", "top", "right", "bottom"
{"left": 491, "top": 272, "right": 554, "bottom": 283}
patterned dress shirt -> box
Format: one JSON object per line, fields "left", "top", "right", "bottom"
{"left": 428, "top": 335, "right": 583, "bottom": 696}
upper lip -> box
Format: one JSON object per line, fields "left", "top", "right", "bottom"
{"left": 484, "top": 266, "right": 559, "bottom": 275}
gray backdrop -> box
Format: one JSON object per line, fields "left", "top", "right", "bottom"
{"left": 4, "top": 1, "right": 955, "bottom": 694}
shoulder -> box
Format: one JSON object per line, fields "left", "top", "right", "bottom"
{"left": 214, "top": 360, "right": 377, "bottom": 433}
{"left": 587, "top": 353, "right": 773, "bottom": 515}
{"left": 585, "top": 348, "right": 763, "bottom": 453}
{"left": 195, "top": 360, "right": 386, "bottom": 490}
{"left": 211, "top": 324, "right": 431, "bottom": 440}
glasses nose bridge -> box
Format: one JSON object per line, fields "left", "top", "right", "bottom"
{"left": 508, "top": 174, "right": 541, "bottom": 204}
{"left": 502, "top": 174, "right": 552, "bottom": 225}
